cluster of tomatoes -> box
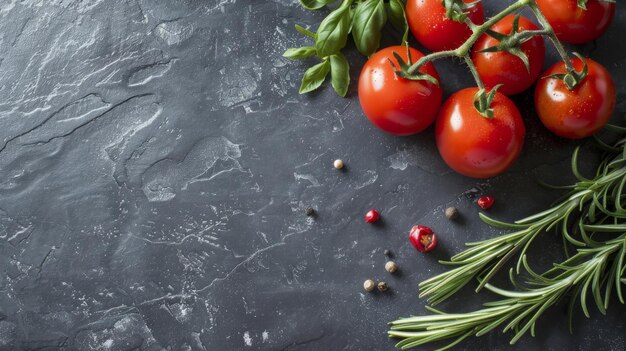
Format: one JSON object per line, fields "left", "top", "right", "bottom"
{"left": 358, "top": 0, "right": 616, "bottom": 178}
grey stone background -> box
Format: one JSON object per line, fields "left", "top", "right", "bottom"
{"left": 0, "top": 0, "right": 624, "bottom": 350}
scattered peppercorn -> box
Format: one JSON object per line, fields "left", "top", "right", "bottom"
{"left": 383, "top": 249, "right": 392, "bottom": 257}
{"left": 363, "top": 279, "right": 375, "bottom": 292}
{"left": 305, "top": 207, "right": 315, "bottom": 216}
{"left": 377, "top": 281, "right": 388, "bottom": 292}
{"left": 477, "top": 196, "right": 495, "bottom": 210}
{"left": 385, "top": 261, "right": 398, "bottom": 273}
{"left": 365, "top": 209, "right": 380, "bottom": 223}
{"left": 409, "top": 225, "right": 438, "bottom": 252}
{"left": 445, "top": 206, "right": 459, "bottom": 220}
{"left": 333, "top": 159, "right": 344, "bottom": 170}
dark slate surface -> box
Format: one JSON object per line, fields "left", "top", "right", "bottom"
{"left": 0, "top": 1, "right": 624, "bottom": 350}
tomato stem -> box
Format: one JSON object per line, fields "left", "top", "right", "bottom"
{"left": 464, "top": 54, "right": 484, "bottom": 90}
{"left": 527, "top": 1, "right": 576, "bottom": 74}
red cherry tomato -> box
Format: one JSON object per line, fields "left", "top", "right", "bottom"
{"left": 536, "top": 0, "right": 615, "bottom": 44}
{"left": 358, "top": 46, "right": 443, "bottom": 136}
{"left": 406, "top": 0, "right": 484, "bottom": 52}
{"left": 534, "top": 57, "right": 615, "bottom": 139}
{"left": 365, "top": 209, "right": 380, "bottom": 223}
{"left": 435, "top": 88, "right": 526, "bottom": 178}
{"left": 409, "top": 225, "right": 437, "bottom": 252}
{"left": 477, "top": 196, "right": 494, "bottom": 209}
{"left": 472, "top": 15, "right": 545, "bottom": 96}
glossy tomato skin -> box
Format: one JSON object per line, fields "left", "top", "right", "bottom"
{"left": 534, "top": 58, "right": 615, "bottom": 139}
{"left": 472, "top": 15, "right": 545, "bottom": 96}
{"left": 435, "top": 88, "right": 526, "bottom": 178}
{"left": 406, "top": 0, "right": 484, "bottom": 52}
{"left": 358, "top": 46, "right": 442, "bottom": 136}
{"left": 536, "top": 0, "right": 615, "bottom": 44}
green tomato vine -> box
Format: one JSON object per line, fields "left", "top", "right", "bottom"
{"left": 285, "top": 0, "right": 614, "bottom": 114}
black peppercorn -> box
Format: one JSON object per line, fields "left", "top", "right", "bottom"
{"left": 377, "top": 281, "right": 388, "bottom": 292}
{"left": 305, "top": 207, "right": 315, "bottom": 216}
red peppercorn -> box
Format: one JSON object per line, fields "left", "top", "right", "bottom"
{"left": 477, "top": 196, "right": 494, "bottom": 209}
{"left": 365, "top": 209, "right": 380, "bottom": 223}
{"left": 409, "top": 225, "right": 437, "bottom": 252}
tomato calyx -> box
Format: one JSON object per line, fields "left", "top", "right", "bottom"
{"left": 388, "top": 47, "right": 439, "bottom": 85}
{"left": 577, "top": 0, "right": 614, "bottom": 10}
{"left": 442, "top": 0, "right": 481, "bottom": 23}
{"left": 409, "top": 225, "right": 438, "bottom": 252}
{"left": 577, "top": 0, "right": 590, "bottom": 10}
{"left": 473, "top": 84, "right": 502, "bottom": 119}
{"left": 544, "top": 52, "right": 589, "bottom": 90}
{"left": 476, "top": 15, "right": 540, "bottom": 72}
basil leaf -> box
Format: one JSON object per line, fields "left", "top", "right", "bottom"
{"left": 387, "top": 0, "right": 409, "bottom": 44}
{"left": 300, "top": 0, "right": 338, "bottom": 10}
{"left": 295, "top": 24, "right": 316, "bottom": 38}
{"left": 330, "top": 53, "right": 350, "bottom": 97}
{"left": 315, "top": 1, "right": 351, "bottom": 57}
{"left": 299, "top": 60, "right": 331, "bottom": 94}
{"left": 352, "top": 0, "right": 387, "bottom": 56}
{"left": 283, "top": 47, "right": 317, "bottom": 59}
{"left": 387, "top": 0, "right": 405, "bottom": 31}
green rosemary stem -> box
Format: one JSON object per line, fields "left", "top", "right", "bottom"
{"left": 390, "top": 236, "right": 625, "bottom": 350}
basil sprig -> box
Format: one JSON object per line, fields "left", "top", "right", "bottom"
{"left": 284, "top": 0, "right": 408, "bottom": 97}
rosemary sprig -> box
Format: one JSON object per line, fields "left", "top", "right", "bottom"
{"left": 389, "top": 235, "right": 626, "bottom": 350}
{"left": 389, "top": 127, "right": 626, "bottom": 349}
{"left": 420, "top": 129, "right": 626, "bottom": 305}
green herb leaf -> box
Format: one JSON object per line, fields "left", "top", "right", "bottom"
{"left": 330, "top": 53, "right": 350, "bottom": 96}
{"left": 315, "top": 1, "right": 352, "bottom": 57}
{"left": 387, "top": 0, "right": 409, "bottom": 44}
{"left": 283, "top": 46, "right": 317, "bottom": 59}
{"left": 299, "top": 59, "right": 331, "bottom": 94}
{"left": 295, "top": 24, "right": 316, "bottom": 38}
{"left": 299, "top": 0, "right": 338, "bottom": 10}
{"left": 352, "top": 0, "right": 387, "bottom": 56}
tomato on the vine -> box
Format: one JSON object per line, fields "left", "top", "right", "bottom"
{"left": 358, "top": 46, "right": 443, "bottom": 136}
{"left": 534, "top": 57, "right": 615, "bottom": 139}
{"left": 406, "top": 0, "right": 484, "bottom": 52}
{"left": 536, "top": 0, "right": 615, "bottom": 44}
{"left": 435, "top": 88, "right": 526, "bottom": 178}
{"left": 472, "top": 15, "right": 545, "bottom": 96}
